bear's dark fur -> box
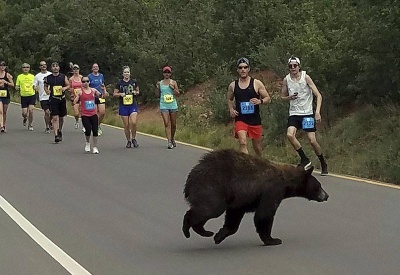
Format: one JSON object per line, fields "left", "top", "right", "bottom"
{"left": 182, "top": 149, "right": 329, "bottom": 246}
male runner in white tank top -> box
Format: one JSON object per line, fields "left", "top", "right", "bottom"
{"left": 281, "top": 57, "right": 328, "bottom": 175}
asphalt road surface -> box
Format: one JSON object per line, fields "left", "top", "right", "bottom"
{"left": 1, "top": 103, "right": 399, "bottom": 275}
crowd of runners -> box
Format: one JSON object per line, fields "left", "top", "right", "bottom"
{"left": 0, "top": 57, "right": 328, "bottom": 174}
{"left": 0, "top": 61, "right": 180, "bottom": 154}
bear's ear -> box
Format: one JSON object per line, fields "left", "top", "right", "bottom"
{"left": 305, "top": 166, "right": 314, "bottom": 176}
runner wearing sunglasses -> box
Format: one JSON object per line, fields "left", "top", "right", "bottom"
{"left": 281, "top": 57, "right": 328, "bottom": 175}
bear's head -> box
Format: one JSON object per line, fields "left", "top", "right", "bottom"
{"left": 301, "top": 167, "right": 329, "bottom": 202}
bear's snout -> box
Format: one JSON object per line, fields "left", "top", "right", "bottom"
{"left": 317, "top": 189, "right": 329, "bottom": 202}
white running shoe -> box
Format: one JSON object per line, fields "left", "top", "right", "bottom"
{"left": 82, "top": 126, "right": 86, "bottom": 133}
{"left": 85, "top": 142, "right": 91, "bottom": 153}
{"left": 92, "top": 147, "right": 99, "bottom": 154}
{"left": 74, "top": 121, "right": 79, "bottom": 129}
{"left": 28, "top": 125, "right": 34, "bottom": 131}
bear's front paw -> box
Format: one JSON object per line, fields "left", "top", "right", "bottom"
{"left": 262, "top": 237, "right": 282, "bottom": 246}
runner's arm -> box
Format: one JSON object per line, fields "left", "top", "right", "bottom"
{"left": 172, "top": 80, "right": 180, "bottom": 97}
{"left": 305, "top": 74, "right": 322, "bottom": 114}
{"left": 63, "top": 76, "right": 70, "bottom": 92}
{"left": 5, "top": 73, "right": 14, "bottom": 88}
{"left": 227, "top": 82, "right": 238, "bottom": 117}
{"left": 254, "top": 79, "right": 270, "bottom": 105}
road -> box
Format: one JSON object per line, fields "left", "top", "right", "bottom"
{"left": 1, "top": 103, "right": 399, "bottom": 275}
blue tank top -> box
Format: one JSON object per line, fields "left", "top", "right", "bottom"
{"left": 88, "top": 73, "right": 104, "bottom": 94}
{"left": 159, "top": 79, "right": 178, "bottom": 110}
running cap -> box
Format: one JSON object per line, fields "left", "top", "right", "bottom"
{"left": 236, "top": 57, "right": 250, "bottom": 67}
{"left": 288, "top": 57, "right": 301, "bottom": 65}
{"left": 22, "top": 63, "right": 30, "bottom": 67}
{"left": 72, "top": 64, "right": 80, "bottom": 69}
{"left": 51, "top": 62, "right": 59, "bottom": 67}
{"left": 0, "top": 61, "right": 6, "bottom": 66}
{"left": 162, "top": 66, "right": 172, "bottom": 73}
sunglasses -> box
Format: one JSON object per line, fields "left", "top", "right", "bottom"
{"left": 163, "top": 71, "right": 171, "bottom": 73}
{"left": 82, "top": 80, "right": 90, "bottom": 83}
{"left": 288, "top": 64, "right": 298, "bottom": 69}
{"left": 238, "top": 66, "right": 249, "bottom": 70}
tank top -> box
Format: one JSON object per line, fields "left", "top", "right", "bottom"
{"left": 233, "top": 77, "right": 261, "bottom": 125}
{"left": 70, "top": 76, "right": 82, "bottom": 98}
{"left": 159, "top": 79, "right": 178, "bottom": 110}
{"left": 0, "top": 71, "right": 10, "bottom": 99}
{"left": 80, "top": 88, "right": 97, "bottom": 117}
{"left": 285, "top": 71, "right": 313, "bottom": 116}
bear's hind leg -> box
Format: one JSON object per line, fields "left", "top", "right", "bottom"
{"left": 182, "top": 209, "right": 215, "bottom": 238}
{"left": 214, "top": 208, "right": 245, "bottom": 244}
{"left": 183, "top": 202, "right": 226, "bottom": 238}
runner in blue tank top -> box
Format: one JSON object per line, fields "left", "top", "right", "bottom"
{"left": 88, "top": 63, "right": 108, "bottom": 136}
{"left": 155, "top": 66, "right": 180, "bottom": 149}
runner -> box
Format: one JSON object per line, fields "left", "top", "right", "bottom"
{"left": 113, "top": 66, "right": 140, "bottom": 148}
{"left": 0, "top": 61, "right": 14, "bottom": 133}
{"left": 69, "top": 63, "right": 82, "bottom": 130}
{"left": 155, "top": 66, "right": 180, "bottom": 149}
{"left": 281, "top": 57, "right": 328, "bottom": 175}
{"left": 15, "top": 63, "right": 36, "bottom": 131}
{"left": 73, "top": 76, "right": 104, "bottom": 154}
{"left": 44, "top": 62, "right": 70, "bottom": 143}
{"left": 88, "top": 63, "right": 108, "bottom": 136}
{"left": 34, "top": 61, "right": 52, "bottom": 133}
{"left": 227, "top": 57, "right": 271, "bottom": 157}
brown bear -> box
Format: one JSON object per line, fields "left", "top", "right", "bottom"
{"left": 182, "top": 149, "right": 329, "bottom": 246}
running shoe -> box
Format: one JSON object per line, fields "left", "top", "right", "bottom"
{"left": 300, "top": 158, "right": 312, "bottom": 170}
{"left": 171, "top": 139, "right": 177, "bottom": 147}
{"left": 82, "top": 126, "right": 86, "bottom": 133}
{"left": 0, "top": 126, "right": 4, "bottom": 133}
{"left": 23, "top": 117, "right": 27, "bottom": 126}
{"left": 321, "top": 162, "right": 328, "bottom": 176}
{"left": 55, "top": 135, "right": 60, "bottom": 143}
{"left": 132, "top": 138, "right": 139, "bottom": 148}
{"left": 167, "top": 141, "right": 173, "bottom": 149}
{"left": 126, "top": 140, "right": 132, "bottom": 148}
{"left": 45, "top": 127, "right": 50, "bottom": 134}
{"left": 98, "top": 126, "right": 103, "bottom": 136}
{"left": 85, "top": 142, "right": 91, "bottom": 153}
{"left": 2, "top": 126, "right": 6, "bottom": 133}
{"left": 28, "top": 125, "right": 34, "bottom": 131}
{"left": 92, "top": 147, "right": 99, "bottom": 154}
{"left": 74, "top": 121, "right": 79, "bottom": 129}
{"left": 58, "top": 130, "right": 63, "bottom": 141}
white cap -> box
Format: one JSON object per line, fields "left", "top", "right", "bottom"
{"left": 288, "top": 57, "right": 301, "bottom": 65}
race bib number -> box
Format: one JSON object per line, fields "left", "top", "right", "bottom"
{"left": 85, "top": 100, "right": 95, "bottom": 110}
{"left": 240, "top": 102, "right": 255, "bottom": 114}
{"left": 123, "top": 94, "right": 133, "bottom": 105}
{"left": 302, "top": 117, "right": 315, "bottom": 129}
{"left": 98, "top": 98, "right": 106, "bottom": 103}
{"left": 0, "top": 90, "right": 7, "bottom": 97}
{"left": 163, "top": 94, "right": 174, "bottom": 103}
{"left": 74, "top": 88, "right": 81, "bottom": 95}
{"left": 53, "top": 86, "right": 63, "bottom": 96}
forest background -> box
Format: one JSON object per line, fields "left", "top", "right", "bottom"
{"left": 1, "top": 0, "right": 400, "bottom": 184}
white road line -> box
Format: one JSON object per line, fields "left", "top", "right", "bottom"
{"left": 0, "top": 195, "right": 91, "bottom": 275}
